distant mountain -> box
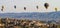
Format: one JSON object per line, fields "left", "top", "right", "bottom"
{"left": 0, "top": 11, "right": 60, "bottom": 21}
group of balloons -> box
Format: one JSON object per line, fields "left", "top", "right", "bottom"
{"left": 36, "top": 3, "right": 49, "bottom": 9}
{"left": 14, "top": 3, "right": 49, "bottom": 10}
{"left": 1, "top": 5, "right": 4, "bottom": 11}
{"left": 1, "top": 3, "right": 58, "bottom": 12}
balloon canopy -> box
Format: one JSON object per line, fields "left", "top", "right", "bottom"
{"left": 1, "top": 5, "right": 4, "bottom": 11}
{"left": 24, "top": 7, "right": 26, "bottom": 10}
{"left": 2, "top": 5, "right": 4, "bottom": 9}
{"left": 14, "top": 5, "right": 16, "bottom": 9}
{"left": 55, "top": 8, "right": 57, "bottom": 12}
{"left": 1, "top": 9, "right": 3, "bottom": 11}
{"left": 36, "top": 5, "right": 38, "bottom": 9}
{"left": 44, "top": 3, "right": 49, "bottom": 9}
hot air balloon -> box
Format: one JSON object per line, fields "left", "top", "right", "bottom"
{"left": 14, "top": 5, "right": 16, "bottom": 9}
{"left": 55, "top": 8, "right": 57, "bottom": 12}
{"left": 1, "top": 9, "right": 3, "bottom": 11}
{"left": 24, "top": 7, "right": 26, "bottom": 10}
{"left": 2, "top": 5, "right": 4, "bottom": 9}
{"left": 36, "top": 5, "right": 38, "bottom": 9}
{"left": 44, "top": 3, "right": 49, "bottom": 9}
{"left": 1, "top": 5, "right": 4, "bottom": 11}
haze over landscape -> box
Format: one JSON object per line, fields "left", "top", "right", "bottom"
{"left": 0, "top": 11, "right": 60, "bottom": 21}
{"left": 0, "top": 0, "right": 60, "bottom": 21}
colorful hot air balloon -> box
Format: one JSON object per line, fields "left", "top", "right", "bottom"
{"left": 44, "top": 3, "right": 49, "bottom": 9}
{"left": 55, "top": 8, "right": 57, "bottom": 12}
{"left": 36, "top": 5, "right": 38, "bottom": 9}
{"left": 24, "top": 7, "right": 26, "bottom": 10}
{"left": 14, "top": 5, "right": 16, "bottom": 9}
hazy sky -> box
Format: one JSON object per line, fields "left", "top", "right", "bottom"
{"left": 0, "top": 0, "right": 60, "bottom": 13}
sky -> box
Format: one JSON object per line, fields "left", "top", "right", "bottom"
{"left": 0, "top": 0, "right": 60, "bottom": 13}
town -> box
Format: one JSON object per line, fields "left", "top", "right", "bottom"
{"left": 0, "top": 18, "right": 60, "bottom": 28}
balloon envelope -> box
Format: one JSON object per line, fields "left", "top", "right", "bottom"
{"left": 14, "top": 5, "right": 16, "bottom": 9}
{"left": 1, "top": 9, "right": 3, "bottom": 11}
{"left": 55, "top": 8, "right": 57, "bottom": 12}
{"left": 36, "top": 5, "right": 38, "bottom": 9}
{"left": 2, "top": 5, "right": 4, "bottom": 9}
{"left": 1, "top": 5, "right": 4, "bottom": 11}
{"left": 24, "top": 7, "right": 26, "bottom": 10}
{"left": 44, "top": 3, "right": 49, "bottom": 9}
